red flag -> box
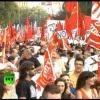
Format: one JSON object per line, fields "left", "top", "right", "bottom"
{"left": 48, "top": 32, "right": 58, "bottom": 51}
{"left": 24, "top": 16, "right": 34, "bottom": 41}
{"left": 56, "top": 22, "right": 64, "bottom": 48}
{"left": 91, "top": 20, "right": 100, "bottom": 35}
{"left": 83, "top": 15, "right": 91, "bottom": 31}
{"left": 65, "top": 2, "right": 87, "bottom": 39}
{"left": 91, "top": 2, "right": 100, "bottom": 21}
{"left": 64, "top": 16, "right": 73, "bottom": 38}
{"left": 40, "top": 23, "right": 46, "bottom": 41}
{"left": 56, "top": 21, "right": 63, "bottom": 31}
{"left": 91, "top": 2, "right": 100, "bottom": 35}
{"left": 69, "top": 12, "right": 85, "bottom": 38}
{"left": 8, "top": 23, "right": 17, "bottom": 39}
{"left": 8, "top": 23, "right": 18, "bottom": 47}
{"left": 86, "top": 33, "right": 100, "bottom": 50}
{"left": 36, "top": 49, "right": 54, "bottom": 88}
{"left": 65, "top": 1, "right": 80, "bottom": 14}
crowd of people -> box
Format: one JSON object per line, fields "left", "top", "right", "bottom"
{"left": 0, "top": 39, "right": 100, "bottom": 99}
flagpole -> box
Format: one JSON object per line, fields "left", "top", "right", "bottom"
{"left": 46, "top": 47, "right": 55, "bottom": 80}
{"left": 76, "top": 1, "right": 78, "bottom": 39}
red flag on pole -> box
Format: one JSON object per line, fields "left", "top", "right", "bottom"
{"left": 40, "top": 23, "right": 46, "bottom": 41}
{"left": 36, "top": 48, "right": 54, "bottom": 88}
{"left": 48, "top": 32, "right": 58, "bottom": 51}
{"left": 64, "top": 16, "right": 73, "bottom": 38}
{"left": 65, "top": 1, "right": 80, "bottom": 14}
{"left": 24, "top": 16, "right": 34, "bottom": 42}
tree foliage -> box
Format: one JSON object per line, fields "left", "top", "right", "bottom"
{"left": 0, "top": 1, "right": 92, "bottom": 27}
{"left": 0, "top": 2, "right": 19, "bottom": 27}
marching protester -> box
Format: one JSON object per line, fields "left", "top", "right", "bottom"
{"left": 16, "top": 61, "right": 37, "bottom": 99}
{"left": 18, "top": 48, "right": 42, "bottom": 74}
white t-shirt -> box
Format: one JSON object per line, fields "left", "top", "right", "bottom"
{"left": 84, "top": 55, "right": 99, "bottom": 72}
{"left": 37, "top": 55, "right": 44, "bottom": 66}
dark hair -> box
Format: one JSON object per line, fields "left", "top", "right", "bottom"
{"left": 55, "top": 78, "right": 67, "bottom": 94}
{"left": 19, "top": 61, "right": 34, "bottom": 80}
{"left": 76, "top": 71, "right": 95, "bottom": 90}
{"left": 41, "top": 84, "right": 61, "bottom": 99}
{"left": 94, "top": 80, "right": 100, "bottom": 90}
{"left": 75, "top": 57, "right": 84, "bottom": 66}
{"left": 60, "top": 73, "right": 69, "bottom": 78}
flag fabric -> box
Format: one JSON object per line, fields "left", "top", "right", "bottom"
{"left": 36, "top": 49, "right": 54, "bottom": 88}
{"left": 56, "top": 21, "right": 63, "bottom": 31}
{"left": 48, "top": 32, "right": 58, "bottom": 51}
{"left": 86, "top": 33, "right": 100, "bottom": 50}
{"left": 91, "top": 2, "right": 100, "bottom": 35}
{"left": 91, "top": 20, "right": 100, "bottom": 35}
{"left": 83, "top": 15, "right": 91, "bottom": 31}
{"left": 91, "top": 2, "right": 100, "bottom": 21}
{"left": 64, "top": 16, "right": 73, "bottom": 38}
{"left": 40, "top": 23, "right": 46, "bottom": 41}
{"left": 65, "top": 1, "right": 80, "bottom": 14}
{"left": 8, "top": 23, "right": 17, "bottom": 39}
{"left": 24, "top": 16, "right": 34, "bottom": 42}
{"left": 68, "top": 12, "right": 85, "bottom": 39}
{"left": 8, "top": 23, "right": 18, "bottom": 47}
{"left": 65, "top": 1, "right": 86, "bottom": 39}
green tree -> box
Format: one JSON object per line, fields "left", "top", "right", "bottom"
{"left": 18, "top": 6, "right": 48, "bottom": 26}
{"left": 0, "top": 1, "right": 19, "bottom": 27}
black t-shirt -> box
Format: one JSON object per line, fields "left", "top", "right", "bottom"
{"left": 16, "top": 80, "right": 36, "bottom": 99}
{"left": 19, "top": 56, "right": 41, "bottom": 68}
